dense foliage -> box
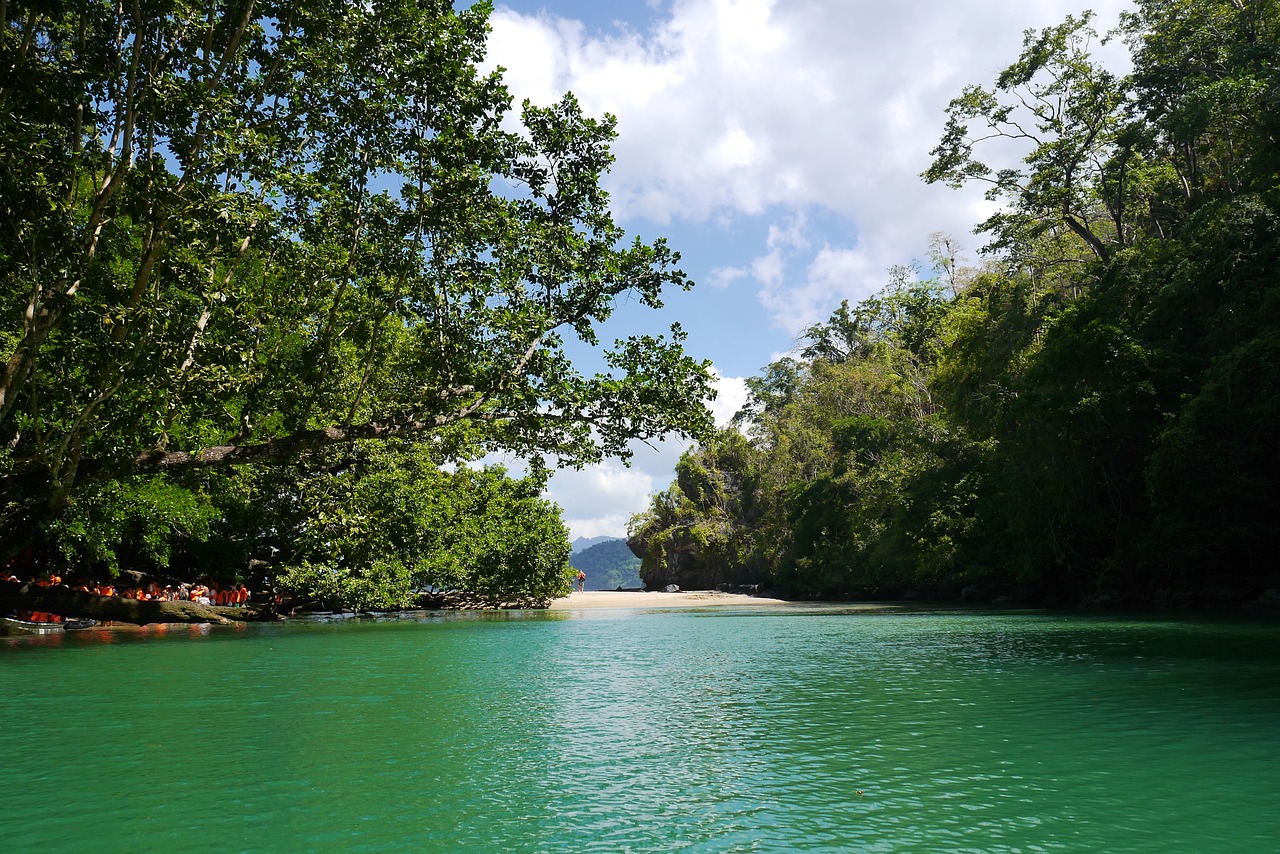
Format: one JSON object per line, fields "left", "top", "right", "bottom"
{"left": 631, "top": 0, "right": 1280, "bottom": 608}
{"left": 0, "top": 0, "right": 713, "bottom": 607}
{"left": 265, "top": 444, "right": 574, "bottom": 609}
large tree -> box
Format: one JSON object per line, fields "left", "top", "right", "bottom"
{"left": 0, "top": 0, "right": 714, "bottom": 539}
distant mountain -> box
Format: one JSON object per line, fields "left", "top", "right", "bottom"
{"left": 569, "top": 539, "right": 643, "bottom": 590}
{"left": 571, "top": 535, "right": 616, "bottom": 553}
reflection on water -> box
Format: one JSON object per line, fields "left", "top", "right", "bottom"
{"left": 1, "top": 608, "right": 1278, "bottom": 852}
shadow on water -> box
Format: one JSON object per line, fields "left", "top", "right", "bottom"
{"left": 0, "top": 606, "right": 574, "bottom": 651}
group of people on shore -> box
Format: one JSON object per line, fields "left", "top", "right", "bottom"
{"left": 3, "top": 572, "right": 251, "bottom": 624}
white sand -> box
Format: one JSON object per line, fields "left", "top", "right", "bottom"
{"left": 547, "top": 590, "right": 791, "bottom": 610}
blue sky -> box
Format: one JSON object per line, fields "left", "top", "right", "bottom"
{"left": 481, "top": 0, "right": 1134, "bottom": 539}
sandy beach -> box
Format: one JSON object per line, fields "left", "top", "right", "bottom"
{"left": 547, "top": 589, "right": 792, "bottom": 610}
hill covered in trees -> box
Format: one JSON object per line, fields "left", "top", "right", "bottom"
{"left": 630, "top": 0, "right": 1280, "bottom": 610}
{"left": 572, "top": 536, "right": 617, "bottom": 553}
{"left": 569, "top": 539, "right": 643, "bottom": 590}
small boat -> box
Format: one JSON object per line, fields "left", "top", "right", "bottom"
{"left": 2, "top": 616, "right": 66, "bottom": 634}
{"left": 1, "top": 616, "right": 99, "bottom": 634}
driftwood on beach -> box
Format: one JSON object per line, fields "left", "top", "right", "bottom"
{"left": 0, "top": 581, "right": 280, "bottom": 625}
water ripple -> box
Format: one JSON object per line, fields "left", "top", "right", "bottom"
{"left": 1, "top": 610, "right": 1278, "bottom": 852}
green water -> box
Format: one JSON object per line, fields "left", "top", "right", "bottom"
{"left": 2, "top": 607, "right": 1278, "bottom": 852}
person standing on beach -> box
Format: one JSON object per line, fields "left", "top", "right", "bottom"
{"left": 576, "top": 570, "right": 586, "bottom": 592}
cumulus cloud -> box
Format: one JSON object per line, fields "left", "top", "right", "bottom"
{"left": 490, "top": 0, "right": 1130, "bottom": 216}
{"left": 547, "top": 438, "right": 679, "bottom": 539}
{"left": 708, "top": 368, "right": 749, "bottom": 427}
{"left": 487, "top": 0, "right": 1132, "bottom": 330}
{"left": 708, "top": 265, "right": 748, "bottom": 289}
{"left": 789, "top": 244, "right": 881, "bottom": 331}
{"left": 547, "top": 460, "right": 654, "bottom": 531}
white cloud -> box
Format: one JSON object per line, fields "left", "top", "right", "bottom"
{"left": 712, "top": 121, "right": 764, "bottom": 171}
{"left": 767, "top": 212, "right": 810, "bottom": 251}
{"left": 567, "top": 514, "right": 639, "bottom": 541}
{"left": 751, "top": 250, "right": 784, "bottom": 288}
{"left": 488, "top": 0, "right": 1132, "bottom": 329}
{"left": 490, "top": 0, "right": 1131, "bottom": 217}
{"left": 708, "top": 368, "right": 749, "bottom": 427}
{"left": 549, "top": 460, "right": 654, "bottom": 515}
{"left": 754, "top": 240, "right": 880, "bottom": 334}
{"left": 708, "top": 265, "right": 748, "bottom": 289}
{"left": 547, "top": 449, "right": 672, "bottom": 540}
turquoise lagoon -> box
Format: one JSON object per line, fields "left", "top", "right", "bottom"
{"left": 2, "top": 606, "right": 1277, "bottom": 852}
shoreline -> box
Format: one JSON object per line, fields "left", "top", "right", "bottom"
{"left": 547, "top": 591, "right": 839, "bottom": 612}
{"left": 543, "top": 591, "right": 1002, "bottom": 614}
{"left": 548, "top": 589, "right": 794, "bottom": 610}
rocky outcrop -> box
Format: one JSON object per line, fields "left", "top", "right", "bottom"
{"left": 626, "top": 527, "right": 762, "bottom": 592}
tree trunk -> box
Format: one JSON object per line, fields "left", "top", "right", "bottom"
{"left": 0, "top": 406, "right": 484, "bottom": 508}
{"left": 0, "top": 581, "right": 279, "bottom": 626}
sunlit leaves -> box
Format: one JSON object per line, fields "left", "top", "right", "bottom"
{"left": 0, "top": 0, "right": 713, "bottom": 544}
